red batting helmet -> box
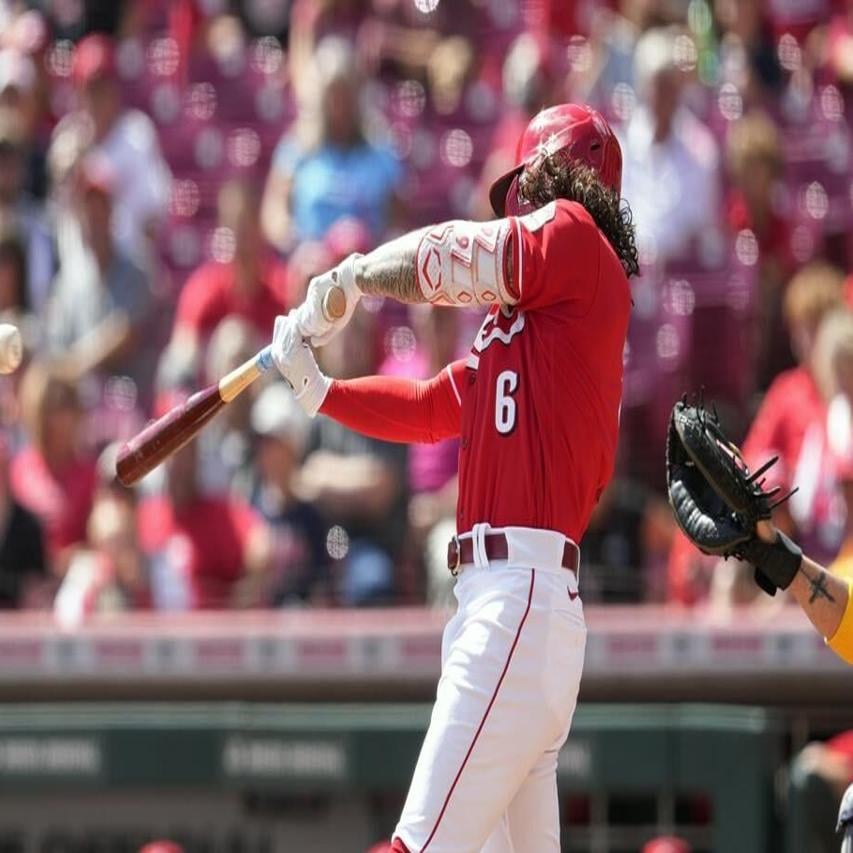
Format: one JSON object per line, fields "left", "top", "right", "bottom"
{"left": 489, "top": 103, "right": 622, "bottom": 217}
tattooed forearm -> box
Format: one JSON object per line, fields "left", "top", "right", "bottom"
{"left": 353, "top": 228, "right": 430, "bottom": 303}
{"left": 801, "top": 564, "right": 836, "bottom": 605}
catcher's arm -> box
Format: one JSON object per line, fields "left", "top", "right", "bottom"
{"left": 757, "top": 522, "right": 853, "bottom": 664}
{"left": 667, "top": 398, "right": 853, "bottom": 664}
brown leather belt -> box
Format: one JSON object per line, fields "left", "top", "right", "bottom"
{"left": 447, "top": 532, "right": 579, "bottom": 576}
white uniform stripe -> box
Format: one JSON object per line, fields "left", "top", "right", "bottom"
{"left": 446, "top": 365, "right": 462, "bottom": 406}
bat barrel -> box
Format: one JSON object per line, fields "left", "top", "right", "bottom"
{"left": 115, "top": 384, "right": 225, "bottom": 486}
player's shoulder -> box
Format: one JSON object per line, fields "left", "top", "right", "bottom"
{"left": 517, "top": 198, "right": 597, "bottom": 236}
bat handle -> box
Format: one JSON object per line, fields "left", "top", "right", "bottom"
{"left": 219, "top": 346, "right": 274, "bottom": 403}
{"left": 257, "top": 345, "right": 274, "bottom": 372}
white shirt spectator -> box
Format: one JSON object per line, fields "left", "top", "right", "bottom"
{"left": 93, "top": 109, "right": 171, "bottom": 261}
{"left": 620, "top": 105, "right": 721, "bottom": 265}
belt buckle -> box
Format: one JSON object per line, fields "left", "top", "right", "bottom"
{"left": 448, "top": 534, "right": 461, "bottom": 577}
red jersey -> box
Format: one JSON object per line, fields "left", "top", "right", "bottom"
{"left": 742, "top": 366, "right": 825, "bottom": 489}
{"left": 454, "top": 200, "right": 630, "bottom": 541}
{"left": 174, "top": 254, "right": 288, "bottom": 340}
{"left": 322, "top": 200, "right": 631, "bottom": 543}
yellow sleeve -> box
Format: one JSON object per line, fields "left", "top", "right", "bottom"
{"left": 827, "top": 579, "right": 853, "bottom": 665}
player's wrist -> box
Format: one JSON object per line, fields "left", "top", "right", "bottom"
{"left": 277, "top": 342, "right": 330, "bottom": 417}
{"left": 292, "top": 363, "right": 331, "bottom": 417}
{"left": 297, "top": 254, "right": 364, "bottom": 347}
{"left": 742, "top": 530, "right": 802, "bottom": 596}
{"left": 338, "top": 253, "right": 364, "bottom": 300}
{"left": 271, "top": 314, "right": 329, "bottom": 417}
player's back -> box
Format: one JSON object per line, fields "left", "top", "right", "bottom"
{"left": 456, "top": 200, "right": 631, "bottom": 544}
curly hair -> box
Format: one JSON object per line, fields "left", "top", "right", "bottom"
{"left": 518, "top": 154, "right": 640, "bottom": 278}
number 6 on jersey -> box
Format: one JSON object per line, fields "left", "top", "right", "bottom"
{"left": 495, "top": 370, "right": 519, "bottom": 435}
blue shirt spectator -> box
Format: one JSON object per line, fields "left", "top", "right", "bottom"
{"left": 272, "top": 136, "right": 400, "bottom": 240}
{"left": 261, "top": 36, "right": 402, "bottom": 251}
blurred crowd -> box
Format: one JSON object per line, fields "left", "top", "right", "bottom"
{"left": 0, "top": 0, "right": 852, "bottom": 618}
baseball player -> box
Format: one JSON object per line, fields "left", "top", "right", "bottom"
{"left": 272, "top": 103, "right": 639, "bottom": 852}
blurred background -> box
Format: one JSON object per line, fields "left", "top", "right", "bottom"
{"left": 0, "top": 0, "right": 850, "bottom": 850}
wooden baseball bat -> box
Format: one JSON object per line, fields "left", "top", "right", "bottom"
{"left": 115, "top": 286, "right": 347, "bottom": 487}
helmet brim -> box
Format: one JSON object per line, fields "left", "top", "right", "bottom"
{"left": 488, "top": 165, "right": 523, "bottom": 218}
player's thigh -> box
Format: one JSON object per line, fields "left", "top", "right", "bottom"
{"left": 505, "top": 746, "right": 562, "bottom": 853}
{"left": 479, "top": 814, "right": 514, "bottom": 853}
{"left": 480, "top": 745, "right": 565, "bottom": 853}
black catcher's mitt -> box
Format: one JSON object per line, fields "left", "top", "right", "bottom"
{"left": 666, "top": 397, "right": 802, "bottom": 595}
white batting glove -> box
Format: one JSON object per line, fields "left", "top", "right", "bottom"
{"left": 295, "top": 253, "right": 363, "bottom": 347}
{"left": 271, "top": 313, "right": 331, "bottom": 417}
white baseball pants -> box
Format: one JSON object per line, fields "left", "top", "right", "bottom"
{"left": 393, "top": 526, "right": 587, "bottom": 853}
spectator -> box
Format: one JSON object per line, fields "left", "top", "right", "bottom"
{"left": 45, "top": 155, "right": 156, "bottom": 403}
{"left": 788, "top": 735, "right": 853, "bottom": 853}
{"left": 620, "top": 26, "right": 722, "bottom": 265}
{"left": 137, "top": 400, "right": 270, "bottom": 610}
{"left": 249, "top": 382, "right": 330, "bottom": 604}
{"left": 826, "top": 4, "right": 853, "bottom": 90}
{"left": 286, "top": 239, "right": 335, "bottom": 309}
{"left": 685, "top": 305, "right": 853, "bottom": 615}
{"left": 10, "top": 362, "right": 97, "bottom": 569}
{"left": 195, "top": 316, "right": 263, "bottom": 495}
{"left": 474, "top": 33, "right": 553, "bottom": 220}
{"left": 0, "top": 225, "right": 39, "bottom": 352}
{"left": 0, "top": 110, "right": 54, "bottom": 312}
{"left": 573, "top": 5, "right": 647, "bottom": 117}
{"left": 764, "top": 0, "right": 828, "bottom": 46}
{"left": 288, "top": 0, "right": 367, "bottom": 101}
{"left": 714, "top": 0, "right": 784, "bottom": 108}
{"left": 308, "top": 305, "right": 407, "bottom": 606}
{"left": 54, "top": 491, "right": 149, "bottom": 625}
{"left": 166, "top": 181, "right": 288, "bottom": 382}
{"left": 0, "top": 48, "right": 49, "bottom": 199}
{"left": 261, "top": 36, "right": 402, "bottom": 251}
{"left": 726, "top": 111, "right": 796, "bottom": 389}
{"left": 668, "top": 262, "right": 845, "bottom": 604}
{"left": 63, "top": 440, "right": 150, "bottom": 614}
{"left": 742, "top": 263, "right": 846, "bottom": 563}
{"left": 425, "top": 34, "right": 476, "bottom": 118}
{"left": 50, "top": 32, "right": 171, "bottom": 262}
{"left": 0, "top": 432, "right": 45, "bottom": 608}
{"left": 582, "top": 478, "right": 671, "bottom": 603}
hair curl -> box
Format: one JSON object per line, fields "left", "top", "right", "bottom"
{"left": 518, "top": 154, "right": 640, "bottom": 278}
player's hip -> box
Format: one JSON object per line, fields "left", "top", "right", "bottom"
{"left": 444, "top": 524, "right": 586, "bottom": 656}
{"left": 448, "top": 523, "right": 582, "bottom": 594}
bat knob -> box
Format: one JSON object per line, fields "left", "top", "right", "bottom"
{"left": 323, "top": 285, "right": 347, "bottom": 321}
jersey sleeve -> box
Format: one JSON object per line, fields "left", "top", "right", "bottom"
{"left": 509, "top": 199, "right": 599, "bottom": 313}
{"left": 319, "top": 360, "right": 467, "bottom": 444}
